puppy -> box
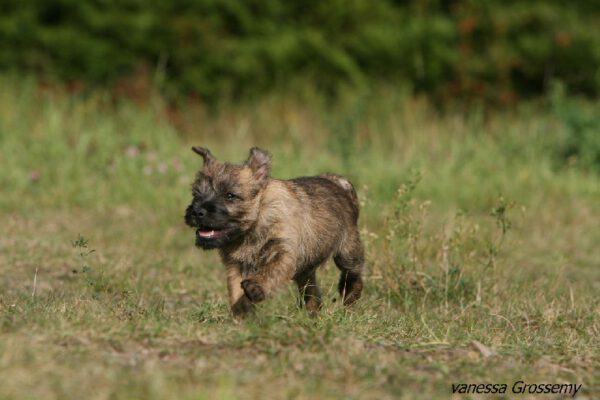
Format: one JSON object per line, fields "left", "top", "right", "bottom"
{"left": 185, "top": 147, "right": 364, "bottom": 317}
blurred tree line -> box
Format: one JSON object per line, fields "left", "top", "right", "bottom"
{"left": 0, "top": 0, "right": 598, "bottom": 104}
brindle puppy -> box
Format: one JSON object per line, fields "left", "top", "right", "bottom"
{"left": 185, "top": 147, "right": 364, "bottom": 317}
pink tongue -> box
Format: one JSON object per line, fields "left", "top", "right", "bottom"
{"left": 198, "top": 230, "right": 215, "bottom": 238}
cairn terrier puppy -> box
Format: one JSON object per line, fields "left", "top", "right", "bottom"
{"left": 185, "top": 147, "right": 364, "bottom": 317}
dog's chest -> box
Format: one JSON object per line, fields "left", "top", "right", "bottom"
{"left": 223, "top": 238, "right": 267, "bottom": 272}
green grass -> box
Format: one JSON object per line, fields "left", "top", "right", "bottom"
{"left": 1, "top": 77, "right": 599, "bottom": 399}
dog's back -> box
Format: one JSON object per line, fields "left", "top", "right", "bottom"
{"left": 259, "top": 175, "right": 364, "bottom": 306}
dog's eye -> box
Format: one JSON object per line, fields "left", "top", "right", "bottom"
{"left": 225, "top": 192, "right": 238, "bottom": 201}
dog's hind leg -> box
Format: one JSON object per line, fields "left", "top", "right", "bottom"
{"left": 294, "top": 268, "right": 322, "bottom": 316}
{"left": 333, "top": 229, "right": 364, "bottom": 306}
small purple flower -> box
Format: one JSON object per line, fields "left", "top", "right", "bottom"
{"left": 173, "top": 160, "right": 184, "bottom": 172}
{"left": 126, "top": 146, "right": 140, "bottom": 158}
{"left": 157, "top": 162, "right": 168, "bottom": 174}
{"left": 146, "top": 152, "right": 158, "bottom": 162}
{"left": 30, "top": 171, "right": 41, "bottom": 182}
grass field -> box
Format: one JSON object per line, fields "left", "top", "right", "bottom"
{"left": 1, "top": 77, "right": 599, "bottom": 399}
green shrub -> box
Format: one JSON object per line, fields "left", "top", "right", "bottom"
{"left": 0, "top": 0, "right": 598, "bottom": 103}
{"left": 550, "top": 83, "right": 600, "bottom": 172}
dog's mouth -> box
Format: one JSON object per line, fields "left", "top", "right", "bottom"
{"left": 196, "top": 228, "right": 226, "bottom": 239}
{"left": 193, "top": 224, "right": 241, "bottom": 249}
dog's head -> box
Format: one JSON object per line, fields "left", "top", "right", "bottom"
{"left": 184, "top": 146, "right": 271, "bottom": 249}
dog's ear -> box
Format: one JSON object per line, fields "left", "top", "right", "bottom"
{"left": 192, "top": 146, "right": 214, "bottom": 166}
{"left": 246, "top": 147, "right": 271, "bottom": 184}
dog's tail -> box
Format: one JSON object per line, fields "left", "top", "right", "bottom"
{"left": 321, "top": 173, "right": 360, "bottom": 222}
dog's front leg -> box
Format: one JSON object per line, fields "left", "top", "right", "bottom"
{"left": 241, "top": 252, "right": 296, "bottom": 303}
{"left": 226, "top": 263, "right": 254, "bottom": 318}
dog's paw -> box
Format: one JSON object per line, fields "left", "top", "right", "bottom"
{"left": 241, "top": 279, "right": 265, "bottom": 303}
{"left": 231, "top": 296, "right": 254, "bottom": 319}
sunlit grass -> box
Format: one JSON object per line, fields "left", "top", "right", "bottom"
{"left": 0, "top": 77, "right": 599, "bottom": 399}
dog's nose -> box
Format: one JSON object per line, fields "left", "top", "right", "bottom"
{"left": 193, "top": 203, "right": 207, "bottom": 218}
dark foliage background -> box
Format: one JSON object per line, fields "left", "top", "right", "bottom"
{"left": 0, "top": 0, "right": 599, "bottom": 103}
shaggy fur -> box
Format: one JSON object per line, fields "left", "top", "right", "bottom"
{"left": 184, "top": 147, "right": 364, "bottom": 317}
